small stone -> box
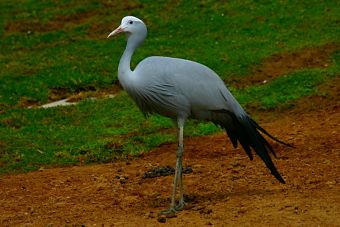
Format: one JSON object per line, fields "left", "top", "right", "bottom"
{"left": 157, "top": 216, "right": 167, "bottom": 223}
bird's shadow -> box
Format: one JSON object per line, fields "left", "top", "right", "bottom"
{"left": 146, "top": 187, "right": 283, "bottom": 209}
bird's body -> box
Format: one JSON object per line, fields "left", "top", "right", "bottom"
{"left": 108, "top": 16, "right": 290, "bottom": 214}
{"left": 121, "top": 56, "right": 244, "bottom": 120}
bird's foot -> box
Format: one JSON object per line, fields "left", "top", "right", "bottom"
{"left": 159, "top": 200, "right": 186, "bottom": 217}
{"left": 175, "top": 201, "right": 186, "bottom": 211}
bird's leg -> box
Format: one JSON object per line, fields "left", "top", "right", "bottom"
{"left": 159, "top": 147, "right": 180, "bottom": 215}
{"left": 160, "top": 119, "right": 185, "bottom": 215}
{"left": 175, "top": 124, "right": 185, "bottom": 211}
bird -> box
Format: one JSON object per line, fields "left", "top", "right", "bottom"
{"left": 108, "top": 16, "right": 291, "bottom": 214}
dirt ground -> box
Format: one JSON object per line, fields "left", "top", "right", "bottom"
{"left": 1, "top": 84, "right": 339, "bottom": 226}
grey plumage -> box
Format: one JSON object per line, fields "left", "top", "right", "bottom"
{"left": 127, "top": 56, "right": 243, "bottom": 118}
{"left": 108, "top": 16, "right": 290, "bottom": 214}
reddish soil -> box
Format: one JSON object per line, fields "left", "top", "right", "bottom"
{"left": 1, "top": 79, "right": 339, "bottom": 226}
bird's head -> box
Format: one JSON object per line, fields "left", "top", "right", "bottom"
{"left": 108, "top": 16, "right": 147, "bottom": 41}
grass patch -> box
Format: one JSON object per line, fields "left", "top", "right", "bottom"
{"left": 233, "top": 49, "right": 340, "bottom": 109}
{"left": 0, "top": 92, "right": 223, "bottom": 173}
{"left": 234, "top": 69, "right": 332, "bottom": 109}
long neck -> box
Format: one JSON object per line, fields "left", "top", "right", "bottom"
{"left": 117, "top": 39, "right": 139, "bottom": 90}
{"left": 118, "top": 35, "right": 145, "bottom": 91}
{"left": 118, "top": 40, "right": 136, "bottom": 76}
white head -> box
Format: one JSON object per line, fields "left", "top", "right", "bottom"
{"left": 108, "top": 16, "right": 147, "bottom": 47}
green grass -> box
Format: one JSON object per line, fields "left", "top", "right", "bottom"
{"left": 234, "top": 55, "right": 340, "bottom": 109}
{"left": 0, "top": 93, "right": 220, "bottom": 173}
{"left": 0, "top": 0, "right": 339, "bottom": 173}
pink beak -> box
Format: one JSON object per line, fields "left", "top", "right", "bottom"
{"left": 107, "top": 26, "right": 124, "bottom": 38}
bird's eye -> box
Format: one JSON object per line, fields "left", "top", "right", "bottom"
{"left": 129, "top": 21, "right": 133, "bottom": 25}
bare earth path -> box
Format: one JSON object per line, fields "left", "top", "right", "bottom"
{"left": 1, "top": 91, "right": 339, "bottom": 226}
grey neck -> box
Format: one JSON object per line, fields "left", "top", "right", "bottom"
{"left": 118, "top": 39, "right": 136, "bottom": 76}
{"left": 117, "top": 27, "right": 147, "bottom": 89}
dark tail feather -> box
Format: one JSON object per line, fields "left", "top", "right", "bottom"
{"left": 227, "top": 128, "right": 253, "bottom": 160}
{"left": 223, "top": 114, "right": 286, "bottom": 184}
{"left": 249, "top": 118, "right": 294, "bottom": 148}
{"left": 226, "top": 129, "right": 238, "bottom": 148}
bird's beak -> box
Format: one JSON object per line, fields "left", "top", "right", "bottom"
{"left": 107, "top": 26, "right": 124, "bottom": 38}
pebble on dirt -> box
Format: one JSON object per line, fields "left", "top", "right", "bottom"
{"left": 157, "top": 216, "right": 167, "bottom": 223}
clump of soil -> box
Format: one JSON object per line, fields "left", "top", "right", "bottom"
{"left": 142, "top": 166, "right": 193, "bottom": 179}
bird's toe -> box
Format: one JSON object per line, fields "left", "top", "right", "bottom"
{"left": 175, "top": 201, "right": 186, "bottom": 211}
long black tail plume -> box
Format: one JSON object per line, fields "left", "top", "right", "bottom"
{"left": 249, "top": 118, "right": 294, "bottom": 148}
{"left": 224, "top": 114, "right": 287, "bottom": 184}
